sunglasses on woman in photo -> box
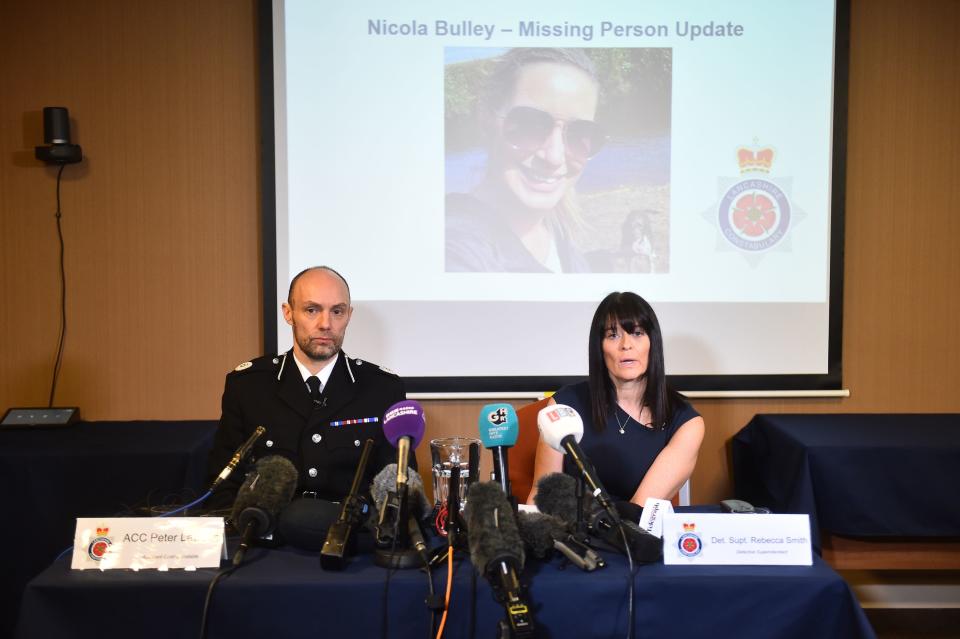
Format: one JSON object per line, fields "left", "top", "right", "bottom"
{"left": 499, "top": 106, "right": 608, "bottom": 161}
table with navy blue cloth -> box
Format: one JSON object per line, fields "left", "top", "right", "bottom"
{"left": 18, "top": 533, "right": 875, "bottom": 639}
{"left": 732, "top": 413, "right": 960, "bottom": 550}
{"left": 0, "top": 420, "right": 217, "bottom": 639}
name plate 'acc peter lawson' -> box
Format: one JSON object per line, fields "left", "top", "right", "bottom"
{"left": 71, "top": 517, "right": 226, "bottom": 571}
{"left": 662, "top": 513, "right": 813, "bottom": 566}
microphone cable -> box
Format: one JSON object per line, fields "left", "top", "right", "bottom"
{"left": 424, "top": 555, "right": 438, "bottom": 639}
{"left": 379, "top": 516, "right": 440, "bottom": 639}
{"left": 380, "top": 525, "right": 401, "bottom": 639}
{"left": 198, "top": 561, "right": 238, "bottom": 639}
{"left": 48, "top": 164, "right": 67, "bottom": 407}
{"left": 159, "top": 490, "right": 212, "bottom": 517}
{"left": 434, "top": 545, "right": 454, "bottom": 639}
{"left": 619, "top": 523, "right": 636, "bottom": 639}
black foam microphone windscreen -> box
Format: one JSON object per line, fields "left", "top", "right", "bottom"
{"left": 516, "top": 511, "right": 571, "bottom": 559}
{"left": 532, "top": 472, "right": 579, "bottom": 522}
{"left": 464, "top": 481, "right": 525, "bottom": 573}
{"left": 369, "top": 463, "right": 432, "bottom": 519}
{"left": 43, "top": 107, "right": 71, "bottom": 144}
{"left": 230, "top": 455, "right": 299, "bottom": 534}
{"left": 534, "top": 471, "right": 661, "bottom": 562}
{"left": 466, "top": 482, "right": 537, "bottom": 635}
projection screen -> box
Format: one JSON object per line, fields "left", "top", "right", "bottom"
{"left": 260, "top": 0, "right": 849, "bottom": 394}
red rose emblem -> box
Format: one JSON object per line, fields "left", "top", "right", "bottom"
{"left": 732, "top": 192, "right": 777, "bottom": 237}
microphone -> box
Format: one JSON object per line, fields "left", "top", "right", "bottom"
{"left": 478, "top": 403, "right": 518, "bottom": 498}
{"left": 370, "top": 463, "right": 432, "bottom": 542}
{"left": 370, "top": 463, "right": 431, "bottom": 568}
{"left": 209, "top": 425, "right": 265, "bottom": 491}
{"left": 230, "top": 456, "right": 298, "bottom": 566}
{"left": 318, "top": 438, "right": 375, "bottom": 569}
{"left": 516, "top": 511, "right": 603, "bottom": 571}
{"left": 382, "top": 400, "right": 427, "bottom": 494}
{"left": 531, "top": 472, "right": 580, "bottom": 523}
{"left": 537, "top": 404, "right": 620, "bottom": 525}
{"left": 464, "top": 482, "right": 535, "bottom": 638}
{"left": 534, "top": 472, "right": 661, "bottom": 563}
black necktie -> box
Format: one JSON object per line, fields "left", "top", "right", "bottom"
{"left": 306, "top": 376, "right": 322, "bottom": 405}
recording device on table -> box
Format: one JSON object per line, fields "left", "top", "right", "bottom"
{"left": 229, "top": 455, "right": 298, "bottom": 566}
{"left": 465, "top": 482, "right": 536, "bottom": 639}
{"left": 721, "top": 499, "right": 771, "bottom": 514}
{"left": 478, "top": 403, "right": 519, "bottom": 503}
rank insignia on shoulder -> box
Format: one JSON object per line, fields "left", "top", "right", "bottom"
{"left": 234, "top": 361, "right": 253, "bottom": 372}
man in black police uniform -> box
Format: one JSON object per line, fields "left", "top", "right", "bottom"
{"left": 206, "top": 266, "right": 410, "bottom": 508}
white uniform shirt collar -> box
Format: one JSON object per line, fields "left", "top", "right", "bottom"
{"left": 292, "top": 351, "right": 339, "bottom": 393}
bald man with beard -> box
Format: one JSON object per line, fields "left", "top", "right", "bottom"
{"left": 206, "top": 266, "right": 411, "bottom": 508}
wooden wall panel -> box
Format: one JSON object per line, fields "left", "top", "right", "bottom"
{"left": 1, "top": 0, "right": 958, "bottom": 505}
{"left": 1, "top": 0, "right": 261, "bottom": 419}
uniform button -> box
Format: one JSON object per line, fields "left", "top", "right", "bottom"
{"left": 265, "top": 440, "right": 274, "bottom": 448}
{"left": 354, "top": 440, "right": 361, "bottom": 447}
{"left": 308, "top": 468, "right": 318, "bottom": 478}
{"left": 312, "top": 433, "right": 322, "bottom": 443}
{"left": 272, "top": 357, "right": 279, "bottom": 364}
{"left": 356, "top": 359, "right": 363, "bottom": 366}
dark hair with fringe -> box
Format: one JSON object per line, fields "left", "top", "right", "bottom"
{"left": 287, "top": 266, "right": 351, "bottom": 305}
{"left": 587, "top": 291, "right": 681, "bottom": 433}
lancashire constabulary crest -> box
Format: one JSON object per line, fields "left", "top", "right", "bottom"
{"left": 87, "top": 526, "right": 113, "bottom": 561}
{"left": 677, "top": 522, "right": 703, "bottom": 557}
{"left": 702, "top": 140, "right": 805, "bottom": 265}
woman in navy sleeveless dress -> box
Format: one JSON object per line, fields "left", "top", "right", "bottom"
{"left": 527, "top": 292, "right": 705, "bottom": 505}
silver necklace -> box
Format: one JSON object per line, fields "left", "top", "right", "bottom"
{"left": 615, "top": 408, "right": 632, "bottom": 434}
{"left": 615, "top": 406, "right": 651, "bottom": 434}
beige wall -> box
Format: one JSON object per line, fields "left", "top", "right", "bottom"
{"left": 2, "top": 1, "right": 958, "bottom": 504}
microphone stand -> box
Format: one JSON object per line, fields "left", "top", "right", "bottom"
{"left": 574, "top": 474, "right": 590, "bottom": 543}
{"left": 374, "top": 481, "right": 423, "bottom": 569}
{"left": 446, "top": 466, "right": 465, "bottom": 549}
{"left": 321, "top": 439, "right": 374, "bottom": 570}
{"left": 232, "top": 518, "right": 258, "bottom": 567}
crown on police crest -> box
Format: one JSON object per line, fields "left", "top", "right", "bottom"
{"left": 682, "top": 522, "right": 696, "bottom": 532}
{"left": 96, "top": 527, "right": 109, "bottom": 536}
{"left": 737, "top": 139, "right": 775, "bottom": 174}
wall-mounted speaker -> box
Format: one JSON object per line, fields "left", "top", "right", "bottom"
{"left": 35, "top": 106, "right": 83, "bottom": 164}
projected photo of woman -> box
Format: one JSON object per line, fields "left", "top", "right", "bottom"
{"left": 444, "top": 47, "right": 672, "bottom": 273}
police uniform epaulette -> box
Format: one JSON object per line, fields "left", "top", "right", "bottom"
{"left": 229, "top": 354, "right": 282, "bottom": 375}
{"left": 349, "top": 357, "right": 399, "bottom": 378}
